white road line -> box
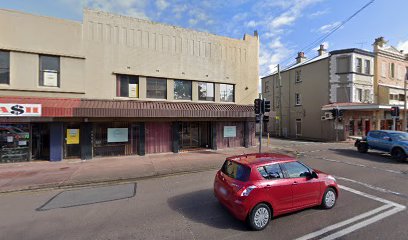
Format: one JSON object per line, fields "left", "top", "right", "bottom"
{"left": 320, "top": 206, "right": 405, "bottom": 240}
{"left": 294, "top": 184, "right": 406, "bottom": 240}
{"left": 337, "top": 177, "right": 408, "bottom": 201}
{"left": 293, "top": 205, "right": 392, "bottom": 240}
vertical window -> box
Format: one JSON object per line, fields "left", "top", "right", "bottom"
{"left": 295, "top": 93, "right": 301, "bottom": 106}
{"left": 296, "top": 119, "right": 302, "bottom": 136}
{"left": 295, "top": 70, "right": 301, "bottom": 82}
{"left": 390, "top": 63, "right": 395, "bottom": 78}
{"left": 116, "top": 75, "right": 139, "bottom": 98}
{"left": 364, "top": 89, "right": 371, "bottom": 102}
{"left": 0, "top": 50, "right": 10, "bottom": 84}
{"left": 220, "top": 84, "right": 234, "bottom": 102}
{"left": 355, "top": 88, "right": 362, "bottom": 102}
{"left": 406, "top": 67, "right": 408, "bottom": 80}
{"left": 39, "top": 55, "right": 60, "bottom": 87}
{"left": 174, "top": 80, "right": 192, "bottom": 100}
{"left": 337, "top": 56, "right": 350, "bottom": 73}
{"left": 355, "top": 58, "right": 362, "bottom": 73}
{"left": 147, "top": 77, "right": 167, "bottom": 99}
{"left": 198, "top": 82, "right": 215, "bottom": 101}
{"left": 364, "top": 59, "right": 370, "bottom": 74}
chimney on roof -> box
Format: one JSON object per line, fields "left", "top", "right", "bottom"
{"left": 373, "top": 37, "right": 387, "bottom": 48}
{"left": 318, "top": 44, "right": 327, "bottom": 56}
{"left": 296, "top": 52, "right": 306, "bottom": 63}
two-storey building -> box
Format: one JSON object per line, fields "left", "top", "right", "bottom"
{"left": 0, "top": 9, "right": 258, "bottom": 163}
{"left": 262, "top": 46, "right": 376, "bottom": 141}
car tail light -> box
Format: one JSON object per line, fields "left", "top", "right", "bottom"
{"left": 240, "top": 185, "right": 257, "bottom": 197}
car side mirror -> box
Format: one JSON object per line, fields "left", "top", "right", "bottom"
{"left": 311, "top": 171, "right": 318, "bottom": 179}
{"left": 383, "top": 136, "right": 390, "bottom": 141}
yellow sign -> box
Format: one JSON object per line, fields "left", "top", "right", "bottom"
{"left": 67, "top": 129, "right": 80, "bottom": 144}
{"left": 275, "top": 116, "right": 280, "bottom": 120}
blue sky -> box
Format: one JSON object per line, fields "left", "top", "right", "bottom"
{"left": 2, "top": 0, "right": 408, "bottom": 77}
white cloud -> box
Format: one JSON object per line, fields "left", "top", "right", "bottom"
{"left": 155, "top": 0, "right": 169, "bottom": 11}
{"left": 397, "top": 40, "right": 408, "bottom": 53}
{"left": 246, "top": 20, "right": 259, "bottom": 28}
{"left": 309, "top": 9, "right": 329, "bottom": 18}
{"left": 60, "top": 0, "right": 150, "bottom": 19}
{"left": 316, "top": 21, "right": 341, "bottom": 34}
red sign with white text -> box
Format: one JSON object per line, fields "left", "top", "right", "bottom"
{"left": 0, "top": 104, "right": 42, "bottom": 117}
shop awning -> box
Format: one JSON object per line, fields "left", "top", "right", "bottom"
{"left": 321, "top": 103, "right": 398, "bottom": 111}
{"left": 0, "top": 96, "right": 81, "bottom": 117}
{"left": 0, "top": 96, "right": 255, "bottom": 118}
{"left": 74, "top": 99, "right": 255, "bottom": 118}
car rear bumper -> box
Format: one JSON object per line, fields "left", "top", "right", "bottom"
{"left": 214, "top": 187, "right": 248, "bottom": 221}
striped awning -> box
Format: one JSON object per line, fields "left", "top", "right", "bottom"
{"left": 0, "top": 96, "right": 255, "bottom": 118}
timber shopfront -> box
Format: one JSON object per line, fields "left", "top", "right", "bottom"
{"left": 1, "top": 97, "right": 255, "bottom": 163}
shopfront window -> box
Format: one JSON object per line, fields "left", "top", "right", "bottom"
{"left": 0, "top": 124, "right": 30, "bottom": 163}
{"left": 117, "top": 75, "right": 139, "bottom": 98}
{"left": 39, "top": 55, "right": 60, "bottom": 87}
{"left": 174, "top": 80, "right": 192, "bottom": 100}
{"left": 93, "top": 122, "right": 138, "bottom": 157}
{"left": 220, "top": 84, "right": 234, "bottom": 102}
{"left": 147, "top": 77, "right": 167, "bottom": 99}
{"left": 0, "top": 50, "right": 10, "bottom": 84}
{"left": 198, "top": 82, "right": 214, "bottom": 101}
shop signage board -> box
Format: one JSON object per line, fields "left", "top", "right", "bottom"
{"left": 224, "top": 126, "right": 236, "bottom": 138}
{"left": 107, "top": 128, "right": 128, "bottom": 142}
{"left": 0, "top": 104, "right": 42, "bottom": 117}
{"left": 66, "top": 129, "right": 80, "bottom": 144}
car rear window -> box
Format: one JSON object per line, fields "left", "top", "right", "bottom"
{"left": 221, "top": 160, "right": 251, "bottom": 182}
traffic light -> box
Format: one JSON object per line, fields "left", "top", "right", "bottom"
{"left": 263, "top": 115, "right": 269, "bottom": 123}
{"left": 255, "top": 114, "right": 261, "bottom": 123}
{"left": 263, "top": 100, "right": 271, "bottom": 113}
{"left": 254, "top": 99, "right": 262, "bottom": 114}
{"left": 391, "top": 106, "right": 400, "bottom": 117}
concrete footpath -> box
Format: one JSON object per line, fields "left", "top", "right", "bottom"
{"left": 0, "top": 145, "right": 294, "bottom": 193}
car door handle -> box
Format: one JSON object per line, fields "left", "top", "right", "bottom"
{"left": 293, "top": 181, "right": 298, "bottom": 185}
{"left": 265, "top": 185, "right": 272, "bottom": 188}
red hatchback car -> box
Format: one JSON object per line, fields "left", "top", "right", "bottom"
{"left": 214, "top": 153, "right": 339, "bottom": 230}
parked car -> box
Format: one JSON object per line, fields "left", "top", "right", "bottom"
{"left": 355, "top": 130, "right": 408, "bottom": 161}
{"left": 213, "top": 153, "right": 339, "bottom": 231}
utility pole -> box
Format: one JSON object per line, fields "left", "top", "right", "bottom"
{"left": 335, "top": 107, "right": 339, "bottom": 142}
{"left": 278, "top": 64, "right": 283, "bottom": 137}
{"left": 404, "top": 78, "right": 407, "bottom": 132}
{"left": 258, "top": 93, "right": 263, "bottom": 153}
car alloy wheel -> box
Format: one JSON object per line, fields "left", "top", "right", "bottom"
{"left": 392, "top": 148, "right": 406, "bottom": 162}
{"left": 322, "top": 188, "right": 336, "bottom": 209}
{"left": 248, "top": 203, "right": 271, "bottom": 231}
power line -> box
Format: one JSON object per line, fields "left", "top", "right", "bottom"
{"left": 266, "top": 0, "right": 375, "bottom": 73}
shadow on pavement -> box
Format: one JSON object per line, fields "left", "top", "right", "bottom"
{"left": 328, "top": 148, "right": 407, "bottom": 165}
{"left": 167, "top": 189, "right": 247, "bottom": 231}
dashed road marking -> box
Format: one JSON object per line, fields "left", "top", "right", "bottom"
{"left": 295, "top": 184, "right": 406, "bottom": 240}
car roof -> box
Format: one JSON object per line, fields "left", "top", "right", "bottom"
{"left": 226, "top": 153, "right": 295, "bottom": 167}
{"left": 371, "top": 130, "right": 405, "bottom": 134}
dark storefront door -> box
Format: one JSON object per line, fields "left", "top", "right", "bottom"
{"left": 180, "top": 122, "right": 210, "bottom": 149}
{"left": 31, "top": 123, "right": 50, "bottom": 160}
{"left": 64, "top": 123, "right": 81, "bottom": 159}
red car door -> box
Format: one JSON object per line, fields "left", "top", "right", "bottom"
{"left": 257, "top": 164, "right": 293, "bottom": 213}
{"left": 281, "top": 161, "right": 321, "bottom": 208}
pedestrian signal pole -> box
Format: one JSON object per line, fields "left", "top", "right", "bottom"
{"left": 254, "top": 95, "right": 271, "bottom": 153}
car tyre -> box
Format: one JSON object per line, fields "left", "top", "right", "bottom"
{"left": 247, "top": 203, "right": 271, "bottom": 231}
{"left": 321, "top": 188, "right": 337, "bottom": 209}
{"left": 391, "top": 148, "right": 406, "bottom": 162}
{"left": 357, "top": 142, "right": 368, "bottom": 153}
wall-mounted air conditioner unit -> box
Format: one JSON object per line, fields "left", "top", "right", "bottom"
{"left": 324, "top": 112, "right": 334, "bottom": 120}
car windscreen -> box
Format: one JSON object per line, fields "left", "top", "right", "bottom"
{"left": 221, "top": 160, "right": 251, "bottom": 182}
{"left": 389, "top": 132, "right": 408, "bottom": 141}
